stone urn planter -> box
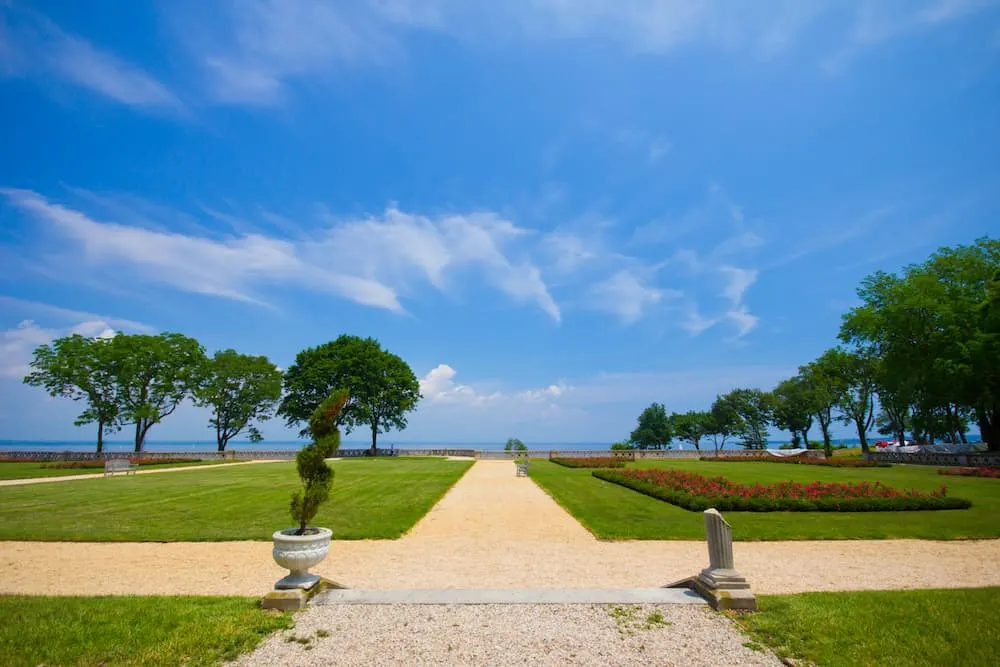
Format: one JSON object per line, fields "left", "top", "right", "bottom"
{"left": 272, "top": 527, "right": 332, "bottom": 590}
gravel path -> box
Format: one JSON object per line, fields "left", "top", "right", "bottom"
{"left": 0, "top": 459, "right": 287, "bottom": 487}
{"left": 1, "top": 460, "right": 998, "bottom": 595}
{"left": 236, "top": 604, "right": 782, "bottom": 667}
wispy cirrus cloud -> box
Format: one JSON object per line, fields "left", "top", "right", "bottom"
{"left": 0, "top": 5, "right": 182, "bottom": 112}
{"left": 1, "top": 188, "right": 562, "bottom": 320}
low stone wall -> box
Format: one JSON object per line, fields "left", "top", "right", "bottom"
{"left": 870, "top": 451, "right": 1000, "bottom": 467}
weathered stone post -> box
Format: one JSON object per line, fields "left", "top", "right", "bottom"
{"left": 692, "top": 509, "right": 757, "bottom": 611}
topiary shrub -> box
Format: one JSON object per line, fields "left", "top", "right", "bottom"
{"left": 290, "top": 389, "right": 349, "bottom": 534}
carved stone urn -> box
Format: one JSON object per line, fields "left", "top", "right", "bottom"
{"left": 271, "top": 527, "right": 332, "bottom": 590}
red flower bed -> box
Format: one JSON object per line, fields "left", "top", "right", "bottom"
{"left": 592, "top": 468, "right": 970, "bottom": 512}
{"left": 551, "top": 457, "right": 627, "bottom": 469}
{"left": 938, "top": 467, "right": 1000, "bottom": 479}
{"left": 701, "top": 456, "right": 890, "bottom": 468}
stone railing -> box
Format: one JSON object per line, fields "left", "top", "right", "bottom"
{"left": 870, "top": 451, "right": 1000, "bottom": 467}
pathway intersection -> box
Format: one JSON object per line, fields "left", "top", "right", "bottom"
{"left": 0, "top": 460, "right": 997, "bottom": 595}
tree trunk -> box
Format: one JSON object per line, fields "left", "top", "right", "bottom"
{"left": 369, "top": 423, "right": 378, "bottom": 456}
{"left": 96, "top": 418, "right": 104, "bottom": 454}
{"left": 218, "top": 438, "right": 226, "bottom": 452}
{"left": 802, "top": 425, "right": 811, "bottom": 448}
{"left": 134, "top": 420, "right": 143, "bottom": 453}
{"left": 855, "top": 420, "right": 869, "bottom": 455}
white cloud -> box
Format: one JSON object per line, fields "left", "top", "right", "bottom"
{"left": 822, "top": 0, "right": 995, "bottom": 73}
{"left": 419, "top": 363, "right": 565, "bottom": 407}
{"left": 588, "top": 269, "right": 668, "bottom": 324}
{"left": 0, "top": 295, "right": 154, "bottom": 333}
{"left": 718, "top": 266, "right": 758, "bottom": 305}
{"left": 0, "top": 320, "right": 57, "bottom": 378}
{"left": 0, "top": 316, "right": 136, "bottom": 379}
{"left": 0, "top": 6, "right": 181, "bottom": 111}
{"left": 2, "top": 189, "right": 561, "bottom": 320}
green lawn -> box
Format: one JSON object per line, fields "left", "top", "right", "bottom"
{"left": 529, "top": 458, "right": 1000, "bottom": 540}
{"left": 0, "top": 457, "right": 472, "bottom": 541}
{"left": 0, "top": 459, "right": 229, "bottom": 480}
{"left": 735, "top": 588, "right": 1000, "bottom": 667}
{"left": 0, "top": 595, "right": 290, "bottom": 667}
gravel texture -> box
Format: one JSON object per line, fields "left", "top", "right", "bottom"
{"left": 2, "top": 460, "right": 999, "bottom": 595}
{"left": 236, "top": 604, "right": 782, "bottom": 667}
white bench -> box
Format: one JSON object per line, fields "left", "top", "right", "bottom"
{"left": 515, "top": 460, "right": 529, "bottom": 477}
{"left": 104, "top": 459, "right": 138, "bottom": 476}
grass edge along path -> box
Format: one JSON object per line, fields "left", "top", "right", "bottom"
{"left": 528, "top": 459, "right": 1000, "bottom": 540}
{"left": 0, "top": 457, "right": 474, "bottom": 541}
{"left": 0, "top": 595, "right": 291, "bottom": 667}
{"left": 733, "top": 588, "right": 1000, "bottom": 667}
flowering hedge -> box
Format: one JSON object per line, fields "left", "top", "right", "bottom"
{"left": 700, "top": 456, "right": 891, "bottom": 468}
{"left": 938, "top": 467, "right": 1000, "bottom": 479}
{"left": 551, "top": 457, "right": 627, "bottom": 469}
{"left": 592, "top": 468, "right": 970, "bottom": 512}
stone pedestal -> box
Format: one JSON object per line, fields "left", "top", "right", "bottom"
{"left": 261, "top": 577, "right": 345, "bottom": 612}
{"left": 667, "top": 509, "right": 757, "bottom": 611}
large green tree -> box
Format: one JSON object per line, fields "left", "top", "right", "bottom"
{"left": 504, "top": 437, "right": 528, "bottom": 451}
{"left": 111, "top": 333, "right": 206, "bottom": 452}
{"left": 630, "top": 402, "right": 673, "bottom": 450}
{"left": 193, "top": 349, "right": 283, "bottom": 452}
{"left": 841, "top": 238, "right": 999, "bottom": 449}
{"left": 279, "top": 335, "right": 421, "bottom": 453}
{"left": 23, "top": 334, "right": 121, "bottom": 453}
{"left": 800, "top": 352, "right": 843, "bottom": 456}
{"left": 672, "top": 410, "right": 712, "bottom": 451}
{"left": 723, "top": 388, "right": 774, "bottom": 450}
{"left": 826, "top": 348, "right": 878, "bottom": 454}
{"left": 771, "top": 375, "right": 814, "bottom": 449}
{"left": 708, "top": 395, "right": 741, "bottom": 453}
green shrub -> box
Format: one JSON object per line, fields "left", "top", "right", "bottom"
{"left": 290, "top": 389, "right": 348, "bottom": 534}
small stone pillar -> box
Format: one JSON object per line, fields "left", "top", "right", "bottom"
{"left": 693, "top": 509, "right": 757, "bottom": 611}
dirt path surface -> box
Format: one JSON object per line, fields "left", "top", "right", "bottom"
{"left": 0, "top": 459, "right": 287, "bottom": 487}
{"left": 1, "top": 460, "right": 998, "bottom": 595}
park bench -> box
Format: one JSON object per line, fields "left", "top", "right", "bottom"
{"left": 515, "top": 460, "right": 529, "bottom": 477}
{"left": 104, "top": 459, "right": 138, "bottom": 476}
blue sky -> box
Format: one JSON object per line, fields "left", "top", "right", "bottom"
{"left": 1, "top": 1, "right": 998, "bottom": 444}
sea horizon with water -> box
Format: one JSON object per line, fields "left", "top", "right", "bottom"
{"left": 2, "top": 436, "right": 972, "bottom": 454}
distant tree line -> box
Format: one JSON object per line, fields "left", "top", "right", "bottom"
{"left": 24, "top": 333, "right": 420, "bottom": 454}
{"left": 620, "top": 238, "right": 999, "bottom": 454}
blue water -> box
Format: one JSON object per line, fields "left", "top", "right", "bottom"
{"left": 1, "top": 437, "right": 958, "bottom": 453}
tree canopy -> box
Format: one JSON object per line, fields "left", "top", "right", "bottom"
{"left": 504, "top": 437, "right": 528, "bottom": 451}
{"left": 279, "top": 335, "right": 421, "bottom": 453}
{"left": 193, "top": 349, "right": 283, "bottom": 452}
{"left": 630, "top": 402, "right": 673, "bottom": 449}
{"left": 24, "top": 334, "right": 121, "bottom": 453}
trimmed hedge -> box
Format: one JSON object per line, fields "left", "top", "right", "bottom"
{"left": 551, "top": 457, "right": 627, "bottom": 469}
{"left": 700, "top": 456, "right": 890, "bottom": 468}
{"left": 938, "top": 467, "right": 1000, "bottom": 479}
{"left": 592, "top": 469, "right": 971, "bottom": 512}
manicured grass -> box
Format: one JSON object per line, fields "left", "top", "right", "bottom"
{"left": 735, "top": 588, "right": 1000, "bottom": 667}
{"left": 529, "top": 458, "right": 999, "bottom": 540}
{"left": 0, "top": 459, "right": 229, "bottom": 480}
{"left": 0, "top": 595, "right": 290, "bottom": 667}
{"left": 0, "top": 457, "right": 472, "bottom": 541}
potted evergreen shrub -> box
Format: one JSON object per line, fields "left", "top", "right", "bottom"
{"left": 271, "top": 390, "right": 348, "bottom": 590}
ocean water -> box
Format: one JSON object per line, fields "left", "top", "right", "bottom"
{"left": 1, "top": 437, "right": 955, "bottom": 454}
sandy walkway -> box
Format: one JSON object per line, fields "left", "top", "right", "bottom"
{"left": 0, "top": 459, "right": 287, "bottom": 487}
{"left": 1, "top": 460, "right": 998, "bottom": 595}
